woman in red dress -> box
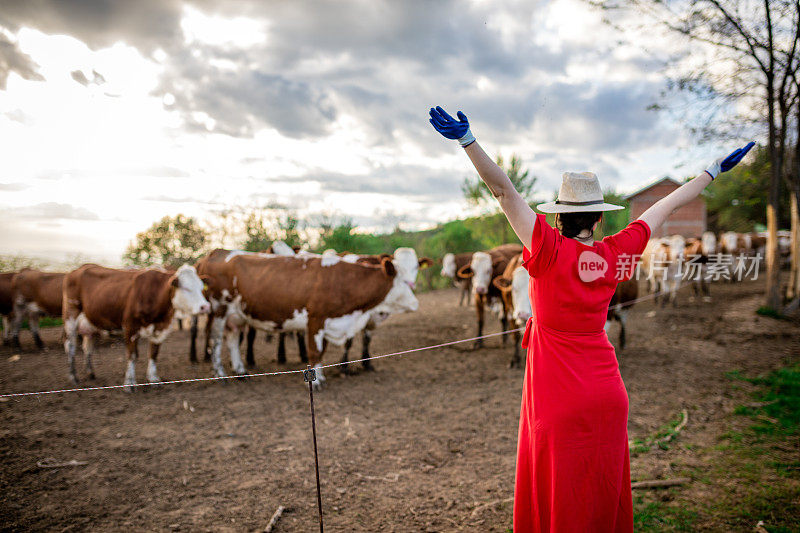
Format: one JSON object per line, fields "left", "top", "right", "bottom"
{"left": 429, "top": 106, "right": 753, "bottom": 532}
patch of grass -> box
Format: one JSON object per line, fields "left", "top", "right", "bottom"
{"left": 735, "top": 365, "right": 800, "bottom": 437}
{"left": 630, "top": 410, "right": 686, "bottom": 455}
{"left": 633, "top": 495, "right": 697, "bottom": 532}
{"left": 0, "top": 317, "right": 62, "bottom": 331}
{"left": 756, "top": 306, "right": 784, "bottom": 319}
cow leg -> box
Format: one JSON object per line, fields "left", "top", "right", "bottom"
{"left": 82, "top": 333, "right": 96, "bottom": 380}
{"left": 245, "top": 326, "right": 256, "bottom": 368}
{"left": 147, "top": 342, "right": 161, "bottom": 383}
{"left": 509, "top": 329, "right": 521, "bottom": 369}
{"left": 361, "top": 328, "right": 374, "bottom": 371}
{"left": 473, "top": 294, "right": 485, "bottom": 349}
{"left": 123, "top": 337, "right": 139, "bottom": 393}
{"left": 10, "top": 303, "right": 24, "bottom": 348}
{"left": 619, "top": 311, "right": 628, "bottom": 349}
{"left": 297, "top": 332, "right": 308, "bottom": 363}
{"left": 177, "top": 318, "right": 183, "bottom": 331}
{"left": 500, "top": 309, "right": 508, "bottom": 347}
{"left": 29, "top": 311, "right": 44, "bottom": 350}
{"left": 339, "top": 337, "right": 353, "bottom": 375}
{"left": 64, "top": 314, "right": 80, "bottom": 384}
{"left": 1, "top": 315, "right": 9, "bottom": 345}
{"left": 203, "top": 314, "right": 213, "bottom": 362}
{"left": 189, "top": 315, "right": 199, "bottom": 364}
{"left": 225, "top": 325, "right": 248, "bottom": 376}
{"left": 305, "top": 320, "right": 326, "bottom": 390}
{"left": 208, "top": 315, "right": 227, "bottom": 378}
{"left": 276, "top": 332, "right": 287, "bottom": 364}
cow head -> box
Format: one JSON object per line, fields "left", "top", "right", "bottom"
{"left": 170, "top": 265, "right": 211, "bottom": 315}
{"left": 441, "top": 253, "right": 456, "bottom": 278}
{"left": 374, "top": 256, "right": 419, "bottom": 313}
{"left": 467, "top": 252, "right": 493, "bottom": 295}
{"left": 510, "top": 266, "right": 532, "bottom": 324}
{"left": 270, "top": 240, "right": 295, "bottom": 256}
{"left": 701, "top": 231, "right": 717, "bottom": 256}
{"left": 391, "top": 247, "right": 431, "bottom": 291}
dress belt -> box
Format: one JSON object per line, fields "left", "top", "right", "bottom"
{"left": 521, "top": 318, "right": 606, "bottom": 349}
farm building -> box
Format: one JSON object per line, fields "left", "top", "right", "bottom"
{"left": 625, "top": 176, "right": 707, "bottom": 238}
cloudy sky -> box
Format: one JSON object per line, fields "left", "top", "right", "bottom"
{"left": 0, "top": 0, "right": 734, "bottom": 264}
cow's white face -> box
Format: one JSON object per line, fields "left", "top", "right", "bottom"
{"left": 701, "top": 231, "right": 717, "bottom": 255}
{"left": 392, "top": 247, "right": 420, "bottom": 289}
{"left": 171, "top": 265, "right": 210, "bottom": 315}
{"left": 722, "top": 232, "right": 738, "bottom": 252}
{"left": 470, "top": 252, "right": 493, "bottom": 295}
{"left": 374, "top": 276, "right": 419, "bottom": 315}
{"left": 668, "top": 235, "right": 685, "bottom": 260}
{"left": 271, "top": 241, "right": 295, "bottom": 256}
{"left": 510, "top": 266, "right": 532, "bottom": 324}
{"left": 441, "top": 253, "right": 456, "bottom": 278}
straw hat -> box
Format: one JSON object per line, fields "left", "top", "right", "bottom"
{"left": 536, "top": 172, "right": 624, "bottom": 213}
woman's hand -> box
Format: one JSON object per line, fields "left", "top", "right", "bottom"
{"left": 429, "top": 106, "right": 475, "bottom": 147}
{"left": 704, "top": 141, "right": 756, "bottom": 179}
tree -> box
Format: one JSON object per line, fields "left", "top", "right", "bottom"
{"left": 124, "top": 214, "right": 209, "bottom": 268}
{"left": 241, "top": 211, "right": 272, "bottom": 252}
{"left": 462, "top": 153, "right": 537, "bottom": 242}
{"left": 590, "top": 0, "right": 800, "bottom": 310}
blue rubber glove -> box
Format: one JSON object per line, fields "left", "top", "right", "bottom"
{"left": 705, "top": 141, "right": 756, "bottom": 179}
{"left": 429, "top": 106, "right": 475, "bottom": 147}
{"left": 721, "top": 141, "right": 755, "bottom": 172}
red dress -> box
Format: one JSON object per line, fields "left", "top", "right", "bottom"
{"left": 514, "top": 214, "right": 651, "bottom": 533}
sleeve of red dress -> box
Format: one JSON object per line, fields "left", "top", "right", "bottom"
{"left": 604, "top": 219, "right": 651, "bottom": 256}
{"left": 603, "top": 219, "right": 652, "bottom": 281}
{"left": 521, "top": 213, "right": 558, "bottom": 277}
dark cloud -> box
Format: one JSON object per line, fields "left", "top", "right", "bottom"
{"left": 0, "top": 33, "right": 45, "bottom": 89}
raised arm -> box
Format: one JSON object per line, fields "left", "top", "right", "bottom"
{"left": 638, "top": 142, "right": 755, "bottom": 233}
{"left": 429, "top": 106, "right": 535, "bottom": 247}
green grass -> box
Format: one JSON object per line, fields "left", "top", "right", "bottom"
{"left": 756, "top": 306, "right": 785, "bottom": 319}
{"left": 633, "top": 495, "right": 697, "bottom": 532}
{"left": 0, "top": 317, "right": 62, "bottom": 331}
{"left": 630, "top": 410, "right": 686, "bottom": 455}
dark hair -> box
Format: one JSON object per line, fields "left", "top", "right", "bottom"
{"left": 555, "top": 211, "right": 603, "bottom": 239}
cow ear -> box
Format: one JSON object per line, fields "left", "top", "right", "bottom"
{"left": 379, "top": 253, "right": 393, "bottom": 261}
{"left": 292, "top": 245, "right": 301, "bottom": 253}
{"left": 456, "top": 264, "right": 473, "bottom": 279}
{"left": 418, "top": 257, "right": 434, "bottom": 269}
{"left": 492, "top": 277, "right": 511, "bottom": 291}
{"left": 170, "top": 275, "right": 180, "bottom": 288}
{"left": 381, "top": 257, "right": 397, "bottom": 277}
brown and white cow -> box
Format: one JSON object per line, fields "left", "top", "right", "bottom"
{"left": 441, "top": 252, "right": 474, "bottom": 305}
{"left": 456, "top": 244, "right": 523, "bottom": 348}
{"left": 204, "top": 253, "right": 418, "bottom": 389}
{"left": 63, "top": 264, "right": 209, "bottom": 388}
{"left": 191, "top": 245, "right": 307, "bottom": 367}
{"left": 605, "top": 279, "right": 638, "bottom": 350}
{"left": 0, "top": 272, "right": 15, "bottom": 345}
{"left": 336, "top": 248, "right": 432, "bottom": 373}
{"left": 11, "top": 268, "right": 65, "bottom": 349}
{"left": 491, "top": 253, "right": 531, "bottom": 368}
{"left": 640, "top": 237, "right": 684, "bottom": 306}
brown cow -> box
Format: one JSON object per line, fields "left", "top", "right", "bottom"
{"left": 684, "top": 238, "right": 712, "bottom": 300}
{"left": 456, "top": 244, "right": 523, "bottom": 348}
{"left": 11, "top": 268, "right": 65, "bottom": 349}
{"left": 491, "top": 253, "right": 531, "bottom": 368}
{"left": 336, "top": 248, "right": 432, "bottom": 373}
{"left": 63, "top": 264, "right": 209, "bottom": 388}
{"left": 204, "top": 253, "right": 418, "bottom": 389}
{"left": 191, "top": 248, "right": 307, "bottom": 367}
{"left": 0, "top": 272, "right": 14, "bottom": 345}
{"left": 441, "top": 252, "right": 473, "bottom": 305}
{"left": 605, "top": 279, "right": 638, "bottom": 350}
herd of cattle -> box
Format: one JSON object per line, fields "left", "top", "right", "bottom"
{"left": 0, "top": 229, "right": 786, "bottom": 391}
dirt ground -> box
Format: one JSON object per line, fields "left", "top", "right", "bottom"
{"left": 0, "top": 278, "right": 798, "bottom": 532}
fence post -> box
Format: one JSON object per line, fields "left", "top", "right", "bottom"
{"left": 303, "top": 365, "right": 324, "bottom": 533}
